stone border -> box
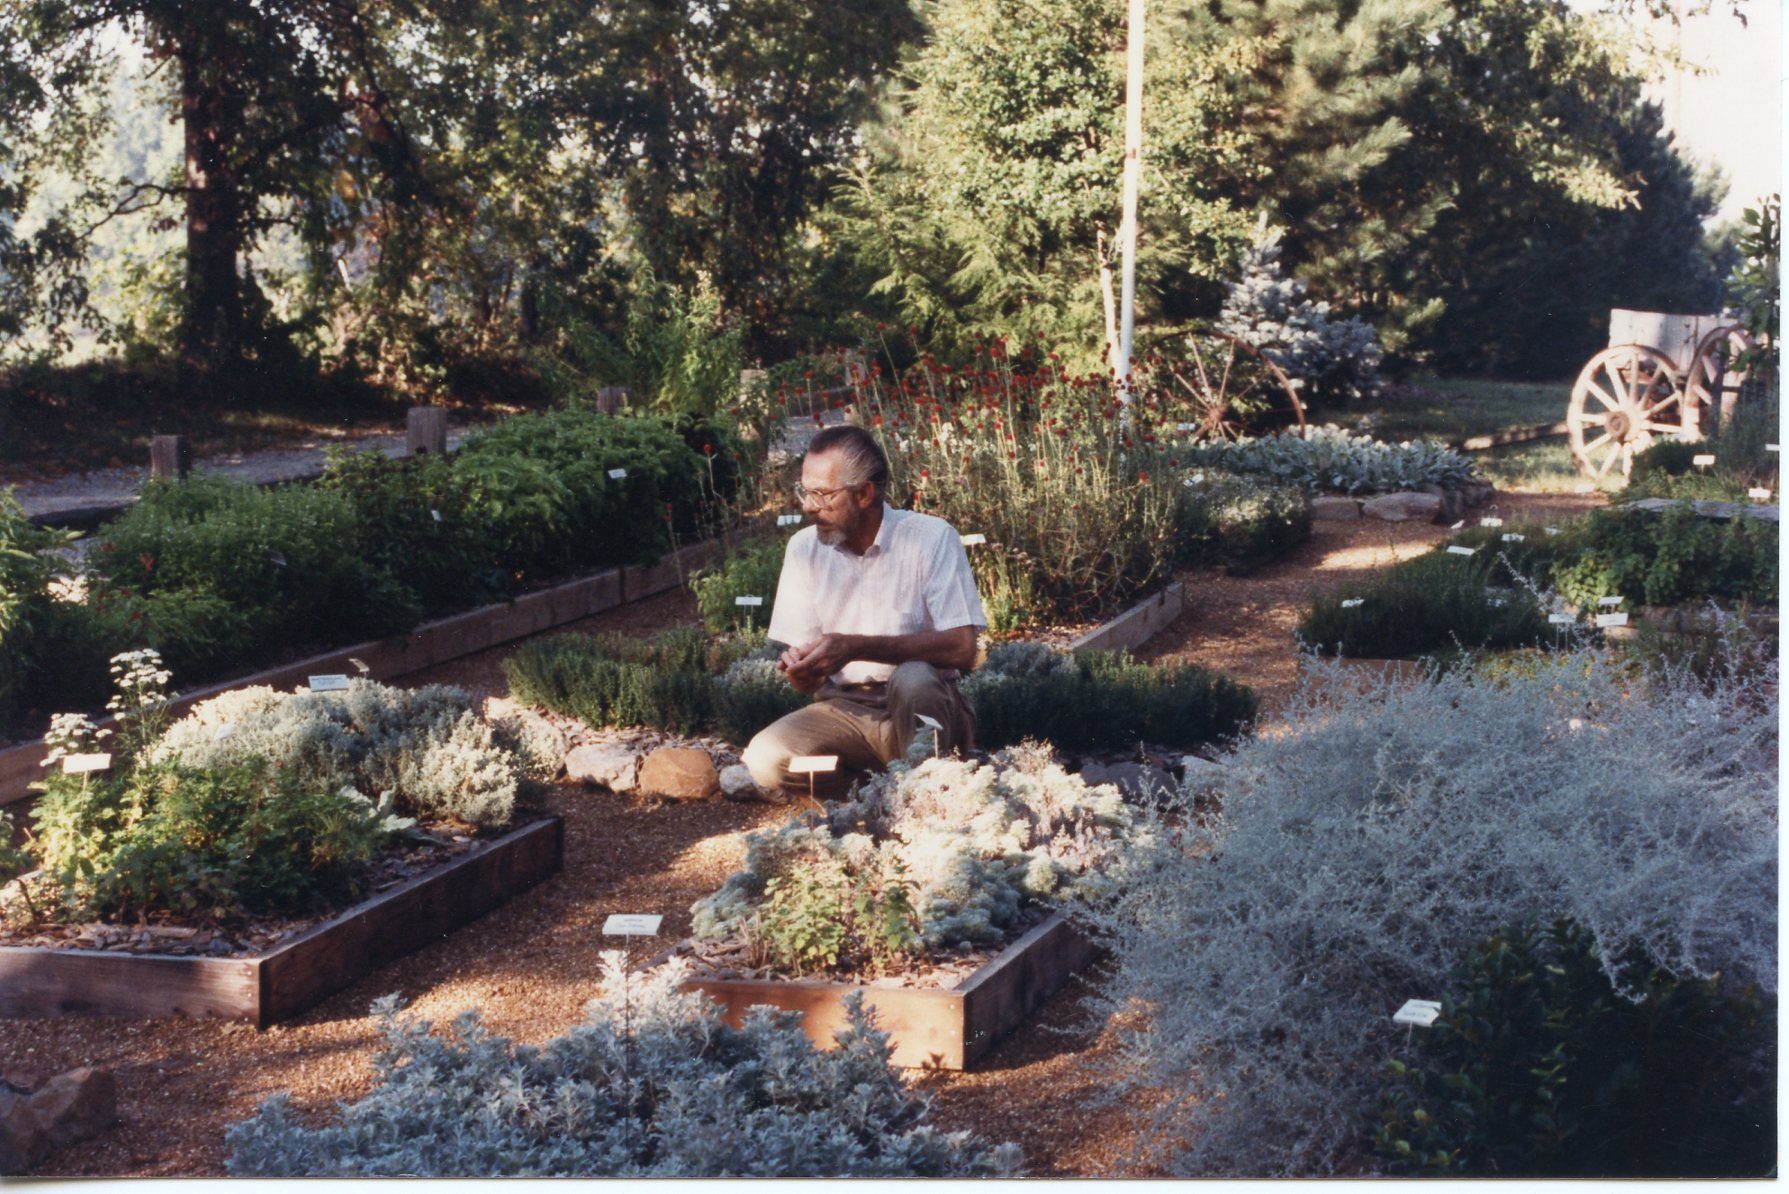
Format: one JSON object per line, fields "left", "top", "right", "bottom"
{"left": 0, "top": 815, "right": 563, "bottom": 1027}
{"left": 0, "top": 535, "right": 737, "bottom": 808}
{"left": 669, "top": 909, "right": 1098, "bottom": 1070}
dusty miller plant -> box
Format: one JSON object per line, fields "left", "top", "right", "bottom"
{"left": 1083, "top": 646, "right": 1777, "bottom": 1177}
{"left": 224, "top": 952, "right": 1021, "bottom": 1177}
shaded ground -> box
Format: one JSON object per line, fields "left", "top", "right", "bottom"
{"left": 0, "top": 487, "right": 1607, "bottom": 1178}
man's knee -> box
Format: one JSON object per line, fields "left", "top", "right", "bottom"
{"left": 888, "top": 660, "right": 947, "bottom": 701}
{"left": 741, "top": 729, "right": 789, "bottom": 792}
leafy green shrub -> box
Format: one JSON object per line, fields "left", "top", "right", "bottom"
{"left": 713, "top": 656, "right": 809, "bottom": 743}
{"left": 149, "top": 679, "right": 525, "bottom": 829}
{"left": 1375, "top": 918, "right": 1774, "bottom": 1177}
{"left": 454, "top": 410, "right": 711, "bottom": 580}
{"left": 504, "top": 630, "right": 717, "bottom": 736}
{"left": 1176, "top": 472, "right": 1311, "bottom": 573}
{"left": 1298, "top": 549, "right": 1549, "bottom": 659}
{"left": 225, "top": 959, "right": 1022, "bottom": 1177}
{"left": 695, "top": 741, "right": 1148, "bottom": 964}
{"left": 962, "top": 644, "right": 1255, "bottom": 752}
{"left": 757, "top": 855, "right": 922, "bottom": 977}
{"left": 96, "top": 477, "right": 421, "bottom": 650}
{"left": 1180, "top": 424, "right": 1478, "bottom": 495}
{"left": 691, "top": 534, "right": 785, "bottom": 632}
{"left": 1627, "top": 437, "right": 1699, "bottom": 481}
{"left": 0, "top": 490, "right": 77, "bottom": 734}
{"left": 316, "top": 448, "right": 505, "bottom": 615}
{"left": 1083, "top": 646, "right": 1777, "bottom": 1176}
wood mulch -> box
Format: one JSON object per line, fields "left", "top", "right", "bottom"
{"left": 0, "top": 488, "right": 1605, "bottom": 1178}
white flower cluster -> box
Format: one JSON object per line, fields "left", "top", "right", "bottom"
{"left": 224, "top": 955, "right": 1021, "bottom": 1177}
{"left": 39, "top": 713, "right": 110, "bottom": 768}
{"left": 105, "top": 648, "right": 173, "bottom": 717}
{"left": 693, "top": 742, "right": 1148, "bottom": 950}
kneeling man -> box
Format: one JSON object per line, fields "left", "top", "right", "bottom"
{"left": 742, "top": 425, "right": 984, "bottom": 801}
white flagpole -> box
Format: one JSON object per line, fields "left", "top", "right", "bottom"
{"left": 1114, "top": 0, "right": 1146, "bottom": 413}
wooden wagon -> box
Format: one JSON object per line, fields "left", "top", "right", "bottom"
{"left": 1567, "top": 309, "right": 1755, "bottom": 479}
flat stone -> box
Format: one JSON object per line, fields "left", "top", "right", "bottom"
{"left": 29, "top": 1068, "right": 116, "bottom": 1149}
{"left": 1079, "top": 761, "right": 1175, "bottom": 801}
{"left": 638, "top": 747, "right": 720, "bottom": 801}
{"left": 0, "top": 1089, "right": 44, "bottom": 1175}
{"left": 1361, "top": 491, "right": 1443, "bottom": 522}
{"left": 564, "top": 744, "right": 640, "bottom": 793}
{"left": 1310, "top": 496, "right": 1361, "bottom": 521}
{"left": 718, "top": 763, "right": 760, "bottom": 801}
{"left": 1178, "top": 755, "right": 1228, "bottom": 797}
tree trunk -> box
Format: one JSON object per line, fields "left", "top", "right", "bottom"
{"left": 1097, "top": 225, "right": 1118, "bottom": 370}
{"left": 180, "top": 45, "right": 245, "bottom": 368}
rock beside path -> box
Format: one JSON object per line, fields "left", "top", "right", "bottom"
{"left": 0, "top": 1067, "right": 117, "bottom": 1175}
{"left": 1362, "top": 491, "right": 1443, "bottom": 522}
{"left": 565, "top": 745, "right": 640, "bottom": 793}
{"left": 718, "top": 763, "right": 761, "bottom": 801}
{"left": 1310, "top": 496, "right": 1361, "bottom": 521}
{"left": 638, "top": 747, "right": 720, "bottom": 801}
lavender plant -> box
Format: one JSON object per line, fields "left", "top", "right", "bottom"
{"left": 1084, "top": 647, "right": 1777, "bottom": 1177}
{"left": 224, "top": 953, "right": 1022, "bottom": 1177}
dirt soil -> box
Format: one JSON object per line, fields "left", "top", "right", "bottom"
{"left": 0, "top": 488, "right": 1606, "bottom": 1178}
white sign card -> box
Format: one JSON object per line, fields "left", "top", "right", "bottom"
{"left": 1340, "top": 598, "right": 1364, "bottom": 609}
{"left": 1188, "top": 472, "right": 1206, "bottom": 484}
{"left": 1445, "top": 545, "right": 1476, "bottom": 556}
{"left": 960, "top": 533, "right": 987, "bottom": 546}
{"left": 1392, "top": 999, "right": 1442, "bottom": 1028}
{"left": 309, "top": 674, "right": 351, "bottom": 692}
{"left": 608, "top": 468, "right": 627, "bottom": 480}
{"left": 1544, "top": 526, "right": 1560, "bottom": 536}
{"left": 1479, "top": 516, "right": 1503, "bottom": 528}
{"left": 1595, "top": 612, "right": 1629, "bottom": 628}
{"left": 1549, "top": 613, "right": 1575, "bottom": 625}
{"left": 431, "top": 508, "right": 442, "bottom": 522}
{"left": 266, "top": 550, "right": 288, "bottom": 567}
{"left": 1176, "top": 422, "right": 1198, "bottom": 432}
{"left": 1747, "top": 487, "right": 1773, "bottom": 501}
{"left": 602, "top": 914, "right": 663, "bottom": 937}
{"left": 916, "top": 714, "right": 943, "bottom": 731}
{"left": 62, "top": 753, "right": 112, "bottom": 774}
{"left": 734, "top": 595, "right": 764, "bottom": 607}
{"left": 1597, "top": 596, "right": 1624, "bottom": 607}
{"left": 1449, "top": 520, "right": 1464, "bottom": 531}
{"left": 349, "top": 657, "right": 371, "bottom": 674}
{"left": 777, "top": 513, "right": 802, "bottom": 526}
{"left": 1692, "top": 454, "right": 1716, "bottom": 467}
{"left": 788, "top": 755, "right": 839, "bottom": 774}
{"left": 1766, "top": 444, "right": 1780, "bottom": 453}
{"left": 1501, "top": 533, "right": 1524, "bottom": 542}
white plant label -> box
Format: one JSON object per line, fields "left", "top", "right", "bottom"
{"left": 1747, "top": 487, "right": 1773, "bottom": 501}
{"left": 607, "top": 468, "right": 627, "bottom": 480}
{"left": 1766, "top": 444, "right": 1780, "bottom": 453}
{"left": 1446, "top": 545, "right": 1477, "bottom": 556}
{"left": 1449, "top": 520, "right": 1464, "bottom": 531}
{"left": 777, "top": 513, "right": 802, "bottom": 527}
{"left": 1392, "top": 999, "right": 1442, "bottom": 1028}
{"left": 212, "top": 724, "right": 237, "bottom": 742}
{"left": 1595, "top": 612, "right": 1629, "bottom": 628}
{"left": 62, "top": 753, "right": 112, "bottom": 774}
{"left": 1479, "top": 516, "right": 1503, "bottom": 528}
{"left": 916, "top": 714, "right": 943, "bottom": 731}
{"left": 430, "top": 508, "right": 442, "bottom": 522}
{"left": 602, "top": 914, "right": 663, "bottom": 937}
{"left": 1549, "top": 613, "right": 1576, "bottom": 625}
{"left": 308, "top": 674, "right": 350, "bottom": 692}
{"left": 789, "top": 755, "right": 839, "bottom": 774}
{"left": 1340, "top": 598, "right": 1364, "bottom": 609}
{"left": 1501, "top": 533, "right": 1524, "bottom": 542}
{"left": 1188, "top": 472, "right": 1206, "bottom": 484}
{"left": 1175, "top": 422, "right": 1198, "bottom": 432}
{"left": 1544, "top": 526, "right": 1560, "bottom": 536}
{"left": 349, "top": 657, "right": 371, "bottom": 674}
{"left": 1692, "top": 454, "right": 1716, "bottom": 468}
{"left": 734, "top": 595, "right": 763, "bottom": 607}
{"left": 960, "top": 533, "right": 987, "bottom": 546}
{"left": 1597, "top": 596, "right": 1624, "bottom": 607}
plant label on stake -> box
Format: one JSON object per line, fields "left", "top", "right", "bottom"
{"left": 1549, "top": 613, "right": 1576, "bottom": 625}
{"left": 601, "top": 911, "right": 661, "bottom": 1132}
{"left": 1748, "top": 487, "right": 1773, "bottom": 501}
{"left": 608, "top": 468, "right": 627, "bottom": 480}
{"left": 1597, "top": 596, "right": 1624, "bottom": 607}
{"left": 1545, "top": 526, "right": 1560, "bottom": 536}
{"left": 1766, "top": 444, "right": 1780, "bottom": 453}
{"left": 1449, "top": 520, "right": 1465, "bottom": 531}
{"left": 1692, "top": 454, "right": 1716, "bottom": 468}
{"left": 1392, "top": 999, "right": 1442, "bottom": 1028}
{"left": 916, "top": 713, "right": 943, "bottom": 756}
{"left": 1176, "top": 423, "right": 1198, "bottom": 433}
{"left": 789, "top": 755, "right": 838, "bottom": 812}
{"left": 308, "top": 674, "right": 350, "bottom": 692}
{"left": 62, "top": 753, "right": 111, "bottom": 774}
{"left": 602, "top": 914, "right": 663, "bottom": 937}
{"left": 1501, "top": 532, "right": 1524, "bottom": 542}
{"left": 734, "top": 594, "right": 762, "bottom": 632}
{"left": 960, "top": 533, "right": 986, "bottom": 546}
{"left": 430, "top": 508, "right": 442, "bottom": 522}
{"left": 348, "top": 657, "right": 371, "bottom": 675}
{"left": 1595, "top": 612, "right": 1629, "bottom": 628}
{"left": 1340, "top": 598, "right": 1364, "bottom": 609}
{"left": 1479, "top": 516, "right": 1503, "bottom": 528}
{"left": 1446, "top": 545, "right": 1477, "bottom": 557}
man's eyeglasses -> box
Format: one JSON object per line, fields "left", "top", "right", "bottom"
{"left": 795, "top": 482, "right": 859, "bottom": 504}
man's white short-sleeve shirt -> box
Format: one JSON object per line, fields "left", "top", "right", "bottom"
{"left": 766, "top": 505, "right": 986, "bottom": 685}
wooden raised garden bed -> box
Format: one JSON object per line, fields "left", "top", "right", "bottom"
{"left": 673, "top": 910, "right": 1099, "bottom": 1071}
{"left": 0, "top": 815, "right": 563, "bottom": 1028}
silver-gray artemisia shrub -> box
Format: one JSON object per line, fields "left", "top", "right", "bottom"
{"left": 1085, "top": 647, "right": 1777, "bottom": 1176}
{"left": 149, "top": 679, "right": 551, "bottom": 829}
{"left": 224, "top": 952, "right": 1022, "bottom": 1177}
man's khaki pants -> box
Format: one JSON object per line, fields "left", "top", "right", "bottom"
{"left": 741, "top": 661, "right": 975, "bottom": 801}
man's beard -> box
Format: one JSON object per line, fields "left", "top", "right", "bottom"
{"left": 814, "top": 503, "right": 862, "bottom": 547}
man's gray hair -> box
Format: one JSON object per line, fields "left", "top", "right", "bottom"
{"left": 807, "top": 425, "right": 891, "bottom": 499}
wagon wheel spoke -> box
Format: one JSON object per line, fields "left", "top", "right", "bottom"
{"left": 1581, "top": 430, "right": 1614, "bottom": 456}
{"left": 1602, "top": 360, "right": 1631, "bottom": 407}
{"left": 1594, "top": 441, "right": 1625, "bottom": 478}
{"left": 1577, "top": 411, "right": 1608, "bottom": 426}
{"left": 1584, "top": 379, "right": 1621, "bottom": 411}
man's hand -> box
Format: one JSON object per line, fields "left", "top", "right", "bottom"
{"left": 782, "top": 634, "right": 857, "bottom": 686}
{"left": 777, "top": 643, "right": 828, "bottom": 693}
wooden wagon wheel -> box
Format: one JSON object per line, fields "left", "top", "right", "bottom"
{"left": 1568, "top": 344, "right": 1687, "bottom": 479}
{"left": 1170, "top": 331, "right": 1308, "bottom": 441}
{"left": 1681, "top": 324, "right": 1755, "bottom": 441}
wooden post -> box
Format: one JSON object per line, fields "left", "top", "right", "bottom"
{"left": 406, "top": 406, "right": 448, "bottom": 456}
{"left": 149, "top": 435, "right": 191, "bottom": 480}
{"left": 595, "top": 386, "right": 629, "bottom": 415}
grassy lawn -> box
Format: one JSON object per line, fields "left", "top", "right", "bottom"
{"left": 1336, "top": 376, "right": 1572, "bottom": 443}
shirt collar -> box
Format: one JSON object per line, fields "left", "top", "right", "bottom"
{"left": 829, "top": 503, "right": 898, "bottom": 559}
